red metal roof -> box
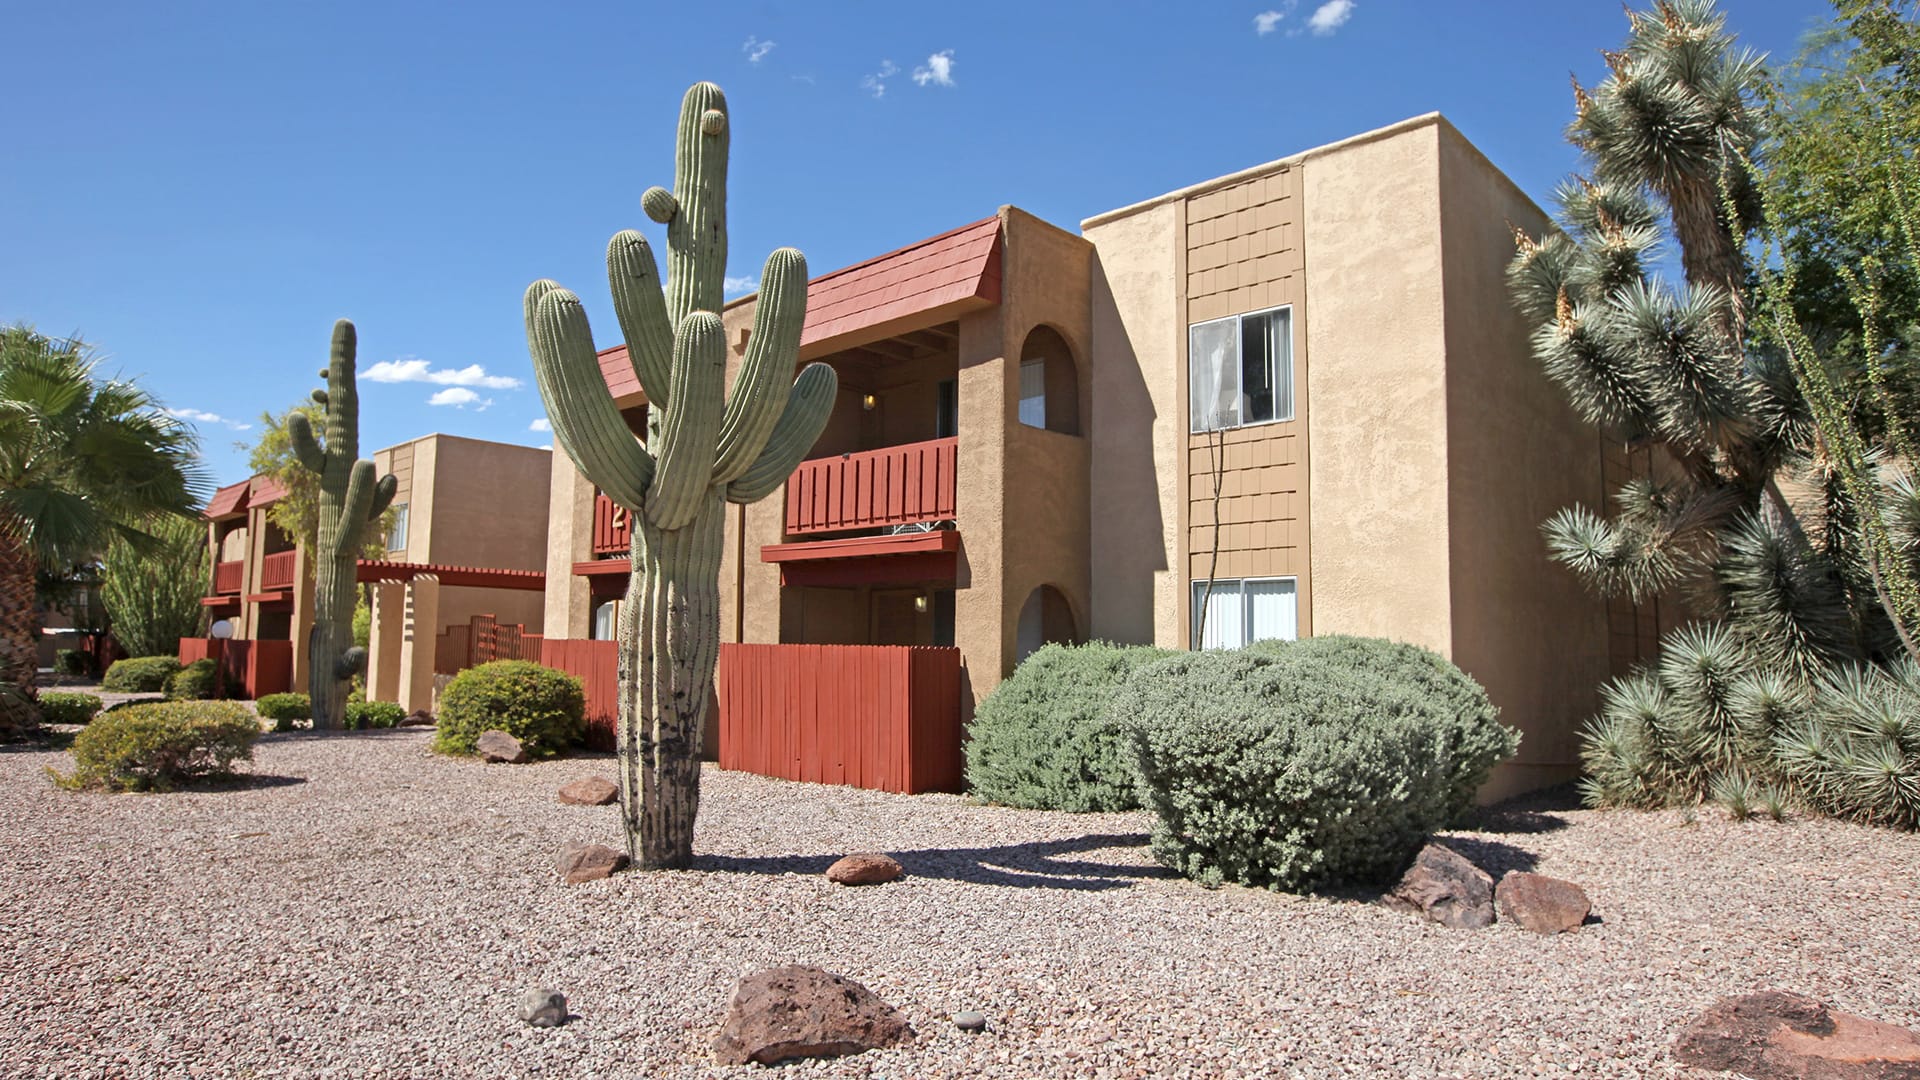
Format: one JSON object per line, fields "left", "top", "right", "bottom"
{"left": 597, "top": 344, "right": 643, "bottom": 404}
{"left": 205, "top": 480, "right": 251, "bottom": 520}
{"left": 355, "top": 559, "right": 547, "bottom": 591}
{"left": 251, "top": 475, "right": 287, "bottom": 505}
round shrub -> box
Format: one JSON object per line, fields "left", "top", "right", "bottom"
{"left": 54, "top": 649, "right": 94, "bottom": 678}
{"left": 37, "top": 692, "right": 104, "bottom": 726}
{"left": 255, "top": 692, "right": 311, "bottom": 732}
{"left": 345, "top": 700, "right": 406, "bottom": 730}
{"left": 1110, "top": 641, "right": 1519, "bottom": 893}
{"left": 165, "top": 658, "right": 219, "bottom": 701}
{"left": 101, "top": 656, "right": 182, "bottom": 693}
{"left": 434, "top": 661, "right": 583, "bottom": 758}
{"left": 965, "top": 641, "right": 1173, "bottom": 811}
{"left": 51, "top": 700, "right": 260, "bottom": 792}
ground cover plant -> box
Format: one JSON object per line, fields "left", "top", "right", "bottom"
{"left": 36, "top": 692, "right": 102, "bottom": 725}
{"left": 433, "top": 660, "right": 584, "bottom": 758}
{"left": 53, "top": 649, "right": 93, "bottom": 679}
{"left": 50, "top": 700, "right": 259, "bottom": 791}
{"left": 165, "top": 658, "right": 217, "bottom": 700}
{"left": 255, "top": 692, "right": 310, "bottom": 732}
{"left": 344, "top": 699, "right": 405, "bottom": 730}
{"left": 101, "top": 655, "right": 181, "bottom": 693}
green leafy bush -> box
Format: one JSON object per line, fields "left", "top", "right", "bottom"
{"left": 101, "top": 656, "right": 182, "bottom": 693}
{"left": 37, "top": 692, "right": 104, "bottom": 725}
{"left": 433, "top": 661, "right": 583, "bottom": 758}
{"left": 54, "top": 649, "right": 94, "bottom": 678}
{"left": 345, "top": 700, "right": 406, "bottom": 730}
{"left": 50, "top": 701, "right": 260, "bottom": 791}
{"left": 254, "top": 692, "right": 310, "bottom": 732}
{"left": 964, "top": 642, "right": 1172, "bottom": 811}
{"left": 1110, "top": 641, "right": 1518, "bottom": 892}
{"left": 165, "top": 658, "right": 218, "bottom": 701}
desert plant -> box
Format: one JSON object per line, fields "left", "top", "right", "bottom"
{"left": 50, "top": 700, "right": 259, "bottom": 791}
{"left": 344, "top": 699, "right": 405, "bottom": 730}
{"left": 53, "top": 648, "right": 93, "bottom": 678}
{"left": 0, "top": 681, "right": 41, "bottom": 734}
{"left": 522, "top": 82, "right": 836, "bottom": 867}
{"left": 964, "top": 642, "right": 1172, "bottom": 812}
{"left": 37, "top": 691, "right": 103, "bottom": 725}
{"left": 99, "top": 512, "right": 208, "bottom": 658}
{"left": 434, "top": 660, "right": 584, "bottom": 759}
{"left": 254, "top": 692, "right": 310, "bottom": 732}
{"left": 285, "top": 322, "right": 397, "bottom": 730}
{"left": 165, "top": 658, "right": 217, "bottom": 701}
{"left": 101, "top": 655, "right": 181, "bottom": 693}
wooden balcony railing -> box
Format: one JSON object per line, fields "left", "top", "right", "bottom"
{"left": 784, "top": 437, "right": 958, "bottom": 537}
{"left": 592, "top": 493, "right": 631, "bottom": 556}
{"left": 213, "top": 560, "right": 244, "bottom": 594}
{"left": 259, "top": 550, "right": 298, "bottom": 591}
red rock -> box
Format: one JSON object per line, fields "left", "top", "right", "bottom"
{"left": 1673, "top": 990, "right": 1920, "bottom": 1079}
{"left": 475, "top": 730, "right": 529, "bottom": 763}
{"left": 712, "top": 965, "right": 915, "bottom": 1066}
{"left": 558, "top": 777, "right": 618, "bottom": 806}
{"left": 1495, "top": 872, "right": 1592, "bottom": 934}
{"left": 826, "top": 853, "right": 904, "bottom": 886}
{"left": 555, "top": 842, "right": 627, "bottom": 884}
{"left": 1382, "top": 843, "right": 1494, "bottom": 929}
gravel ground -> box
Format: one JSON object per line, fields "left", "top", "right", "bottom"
{"left": 4, "top": 729, "right": 1917, "bottom": 1079}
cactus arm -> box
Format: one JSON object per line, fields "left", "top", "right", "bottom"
{"left": 286, "top": 413, "right": 326, "bottom": 474}
{"left": 645, "top": 312, "right": 726, "bottom": 530}
{"left": 341, "top": 458, "right": 376, "bottom": 532}
{"left": 528, "top": 285, "right": 656, "bottom": 509}
{"left": 713, "top": 247, "right": 808, "bottom": 483}
{"left": 369, "top": 473, "right": 399, "bottom": 521}
{"left": 607, "top": 230, "right": 674, "bottom": 408}
{"left": 725, "top": 362, "right": 838, "bottom": 504}
{"left": 662, "top": 82, "right": 729, "bottom": 327}
{"left": 642, "top": 186, "right": 678, "bottom": 224}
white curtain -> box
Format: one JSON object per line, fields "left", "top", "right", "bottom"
{"left": 1193, "top": 581, "right": 1244, "bottom": 649}
{"left": 1247, "top": 579, "right": 1297, "bottom": 642}
{"left": 1188, "top": 319, "right": 1238, "bottom": 431}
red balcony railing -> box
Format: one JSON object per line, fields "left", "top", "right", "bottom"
{"left": 784, "top": 437, "right": 957, "bottom": 537}
{"left": 593, "top": 494, "right": 631, "bottom": 555}
{"left": 213, "top": 560, "right": 244, "bottom": 594}
{"left": 260, "top": 550, "right": 298, "bottom": 591}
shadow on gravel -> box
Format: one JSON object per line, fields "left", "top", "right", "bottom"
{"left": 1427, "top": 836, "right": 1540, "bottom": 877}
{"left": 200, "top": 773, "right": 308, "bottom": 791}
{"left": 1457, "top": 783, "right": 1582, "bottom": 836}
{"left": 258, "top": 728, "right": 432, "bottom": 744}
{"left": 700, "top": 832, "right": 1171, "bottom": 891}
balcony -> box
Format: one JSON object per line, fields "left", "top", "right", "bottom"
{"left": 592, "top": 493, "right": 632, "bottom": 556}
{"left": 785, "top": 437, "right": 957, "bottom": 537}
{"left": 260, "top": 550, "right": 298, "bottom": 591}
{"left": 213, "top": 560, "right": 244, "bottom": 594}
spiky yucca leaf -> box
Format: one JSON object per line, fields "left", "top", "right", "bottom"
{"left": 1710, "top": 769, "right": 1756, "bottom": 820}
{"left": 1717, "top": 511, "right": 1858, "bottom": 680}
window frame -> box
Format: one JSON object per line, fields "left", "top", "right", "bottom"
{"left": 1188, "top": 575, "right": 1299, "bottom": 650}
{"left": 1187, "top": 303, "right": 1295, "bottom": 434}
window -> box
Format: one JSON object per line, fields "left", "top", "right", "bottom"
{"left": 1018, "top": 360, "right": 1046, "bottom": 429}
{"left": 1189, "top": 306, "right": 1293, "bottom": 432}
{"left": 1190, "top": 577, "right": 1297, "bottom": 649}
{"left": 936, "top": 379, "right": 958, "bottom": 439}
{"left": 592, "top": 599, "right": 619, "bottom": 640}
{"left": 387, "top": 504, "right": 409, "bottom": 551}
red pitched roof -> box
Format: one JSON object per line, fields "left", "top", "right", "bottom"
{"left": 251, "top": 475, "right": 287, "bottom": 505}
{"left": 205, "top": 480, "right": 251, "bottom": 520}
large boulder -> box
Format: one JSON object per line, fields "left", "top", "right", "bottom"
{"left": 555, "top": 842, "right": 627, "bottom": 884}
{"left": 826, "top": 853, "right": 904, "bottom": 886}
{"left": 1673, "top": 990, "right": 1920, "bottom": 1079}
{"left": 558, "top": 776, "right": 619, "bottom": 806}
{"left": 1382, "top": 843, "right": 1494, "bottom": 929}
{"left": 475, "top": 729, "right": 529, "bottom": 764}
{"left": 1495, "top": 872, "right": 1591, "bottom": 934}
{"left": 713, "top": 965, "right": 916, "bottom": 1066}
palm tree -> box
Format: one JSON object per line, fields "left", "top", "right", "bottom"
{"left": 0, "top": 325, "right": 207, "bottom": 731}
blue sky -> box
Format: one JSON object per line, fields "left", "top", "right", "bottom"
{"left": 2, "top": 0, "right": 1834, "bottom": 487}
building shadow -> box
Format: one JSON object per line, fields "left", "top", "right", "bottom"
{"left": 698, "top": 832, "right": 1170, "bottom": 891}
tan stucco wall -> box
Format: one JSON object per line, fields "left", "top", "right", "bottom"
{"left": 544, "top": 445, "right": 594, "bottom": 640}
{"left": 412, "top": 435, "right": 551, "bottom": 577}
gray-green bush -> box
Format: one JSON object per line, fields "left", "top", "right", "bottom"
{"left": 254, "top": 692, "right": 310, "bottom": 730}
{"left": 344, "top": 699, "right": 406, "bottom": 730}
{"left": 964, "top": 642, "right": 1172, "bottom": 811}
{"left": 50, "top": 700, "right": 260, "bottom": 792}
{"left": 165, "top": 658, "right": 218, "bottom": 701}
{"left": 434, "top": 661, "right": 583, "bottom": 759}
{"left": 101, "top": 656, "right": 182, "bottom": 693}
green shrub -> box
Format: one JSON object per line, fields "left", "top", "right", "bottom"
{"left": 1110, "top": 641, "right": 1518, "bottom": 893}
{"left": 964, "top": 641, "right": 1172, "bottom": 811}
{"left": 345, "top": 699, "right": 406, "bottom": 730}
{"left": 37, "top": 692, "right": 104, "bottom": 726}
{"left": 433, "top": 660, "right": 583, "bottom": 758}
{"left": 165, "top": 658, "right": 218, "bottom": 701}
{"left": 255, "top": 692, "right": 310, "bottom": 732}
{"left": 101, "top": 656, "right": 182, "bottom": 693}
{"left": 50, "top": 700, "right": 260, "bottom": 792}
{"left": 54, "top": 649, "right": 94, "bottom": 678}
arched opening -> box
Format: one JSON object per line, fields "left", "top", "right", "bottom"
{"left": 1015, "top": 584, "right": 1080, "bottom": 664}
{"left": 1016, "top": 325, "right": 1081, "bottom": 436}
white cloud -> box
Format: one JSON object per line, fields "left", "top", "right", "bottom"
{"left": 528, "top": 417, "right": 551, "bottom": 432}
{"left": 427, "top": 387, "right": 493, "bottom": 410}
{"left": 861, "top": 60, "right": 898, "bottom": 99}
{"left": 1253, "top": 3, "right": 1297, "bottom": 34}
{"left": 1306, "top": 0, "right": 1354, "bottom": 36}
{"left": 912, "top": 50, "right": 956, "bottom": 88}
{"left": 362, "top": 357, "right": 522, "bottom": 390}
{"left": 743, "top": 36, "right": 775, "bottom": 64}
{"left": 724, "top": 275, "right": 758, "bottom": 297}
{"left": 163, "top": 407, "right": 252, "bottom": 431}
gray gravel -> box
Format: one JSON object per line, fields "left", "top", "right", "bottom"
{"left": 4, "top": 728, "right": 1917, "bottom": 1079}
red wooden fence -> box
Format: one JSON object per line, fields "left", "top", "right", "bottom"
{"left": 259, "top": 550, "right": 298, "bottom": 591}
{"left": 436, "top": 614, "right": 543, "bottom": 676}
{"left": 213, "top": 560, "right": 244, "bottom": 594}
{"left": 176, "top": 637, "right": 294, "bottom": 699}
{"left": 784, "top": 437, "right": 958, "bottom": 537}
{"left": 542, "top": 639, "right": 619, "bottom": 750}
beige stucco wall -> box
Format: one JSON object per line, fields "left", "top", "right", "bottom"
{"left": 544, "top": 445, "right": 595, "bottom": 640}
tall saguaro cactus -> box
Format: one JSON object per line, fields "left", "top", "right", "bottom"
{"left": 524, "top": 82, "right": 837, "bottom": 869}
{"left": 289, "top": 320, "right": 398, "bottom": 730}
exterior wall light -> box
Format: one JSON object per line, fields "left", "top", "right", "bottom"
{"left": 862, "top": 393, "right": 877, "bottom": 411}
{"left": 913, "top": 595, "right": 929, "bottom": 613}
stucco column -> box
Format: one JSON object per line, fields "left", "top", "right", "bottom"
{"left": 952, "top": 309, "right": 1007, "bottom": 719}
{"left": 544, "top": 453, "right": 594, "bottom": 640}
{"left": 364, "top": 581, "right": 406, "bottom": 704}
{"left": 398, "top": 575, "right": 441, "bottom": 714}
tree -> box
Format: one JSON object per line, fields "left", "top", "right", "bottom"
{"left": 245, "top": 402, "right": 394, "bottom": 560}
{"left": 525, "top": 83, "right": 836, "bottom": 868}
{"left": 100, "top": 513, "right": 208, "bottom": 657}
{"left": 0, "top": 325, "right": 206, "bottom": 729}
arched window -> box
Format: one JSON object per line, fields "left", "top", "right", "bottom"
{"left": 1017, "top": 325, "right": 1081, "bottom": 435}
{"left": 1015, "top": 584, "right": 1080, "bottom": 663}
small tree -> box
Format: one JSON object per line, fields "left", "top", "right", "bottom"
{"left": 100, "top": 513, "right": 208, "bottom": 657}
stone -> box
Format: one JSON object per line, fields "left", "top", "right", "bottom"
{"left": 518, "top": 988, "right": 567, "bottom": 1028}
{"left": 713, "top": 965, "right": 915, "bottom": 1066}
{"left": 1495, "top": 871, "right": 1592, "bottom": 934}
{"left": 558, "top": 777, "right": 619, "bottom": 806}
{"left": 826, "top": 853, "right": 904, "bottom": 886}
{"left": 1381, "top": 843, "right": 1495, "bottom": 929}
{"left": 475, "top": 729, "right": 529, "bottom": 764}
{"left": 399, "top": 709, "right": 434, "bottom": 727}
{"left": 954, "top": 1011, "right": 988, "bottom": 1033}
{"left": 1673, "top": 990, "right": 1920, "bottom": 1079}
{"left": 555, "top": 842, "right": 627, "bottom": 884}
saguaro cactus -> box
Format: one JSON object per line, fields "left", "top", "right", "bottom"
{"left": 524, "top": 82, "right": 836, "bottom": 869}
{"left": 289, "top": 320, "right": 398, "bottom": 730}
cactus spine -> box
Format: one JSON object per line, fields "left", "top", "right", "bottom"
{"left": 289, "top": 320, "right": 398, "bottom": 730}
{"left": 525, "top": 82, "right": 836, "bottom": 869}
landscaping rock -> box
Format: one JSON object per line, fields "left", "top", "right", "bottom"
{"left": 518, "top": 988, "right": 567, "bottom": 1028}
{"left": 954, "top": 1011, "right": 988, "bottom": 1033}
{"left": 558, "top": 776, "right": 619, "bottom": 806}
{"left": 1496, "top": 872, "right": 1592, "bottom": 934}
{"left": 1382, "top": 843, "right": 1494, "bottom": 928}
{"left": 555, "top": 842, "right": 627, "bottom": 884}
{"left": 826, "top": 853, "right": 903, "bottom": 886}
{"left": 713, "top": 965, "right": 915, "bottom": 1066}
{"left": 1672, "top": 990, "right": 1920, "bottom": 1079}
{"left": 399, "top": 709, "right": 434, "bottom": 727}
{"left": 475, "top": 730, "right": 528, "bottom": 764}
